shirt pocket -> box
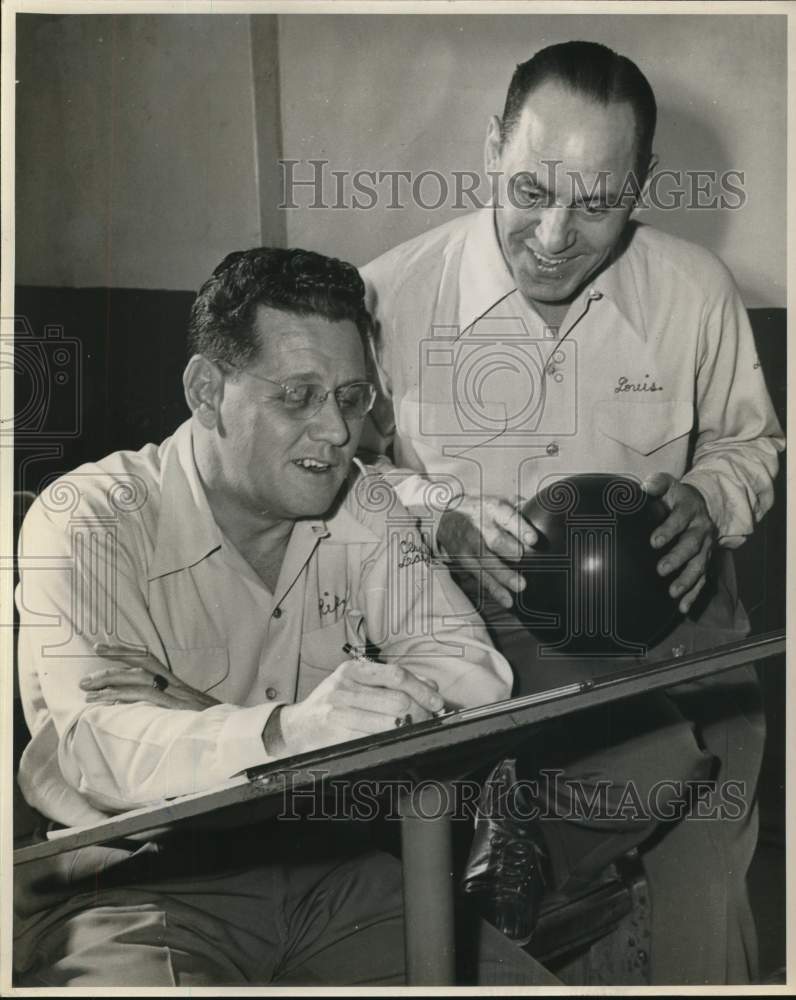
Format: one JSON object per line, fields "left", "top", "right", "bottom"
{"left": 299, "top": 619, "right": 351, "bottom": 672}
{"left": 163, "top": 646, "right": 230, "bottom": 694}
{"left": 296, "top": 620, "right": 352, "bottom": 701}
{"left": 595, "top": 400, "right": 694, "bottom": 456}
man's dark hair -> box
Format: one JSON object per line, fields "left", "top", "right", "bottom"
{"left": 501, "top": 40, "right": 657, "bottom": 179}
{"left": 188, "top": 247, "right": 372, "bottom": 370}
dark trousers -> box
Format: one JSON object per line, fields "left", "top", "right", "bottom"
{"left": 463, "top": 582, "right": 765, "bottom": 984}
{"left": 15, "top": 821, "right": 560, "bottom": 987}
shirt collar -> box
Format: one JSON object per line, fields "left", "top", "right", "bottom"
{"left": 458, "top": 208, "right": 647, "bottom": 342}
{"left": 457, "top": 207, "right": 517, "bottom": 334}
{"left": 149, "top": 430, "right": 378, "bottom": 581}
{"left": 148, "top": 419, "right": 223, "bottom": 581}
{"left": 284, "top": 505, "right": 380, "bottom": 551}
{"left": 585, "top": 221, "right": 649, "bottom": 341}
{"left": 322, "top": 508, "right": 374, "bottom": 545}
{"left": 319, "top": 461, "right": 382, "bottom": 546}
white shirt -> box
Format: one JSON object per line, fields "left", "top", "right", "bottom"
{"left": 360, "top": 209, "right": 784, "bottom": 549}
{"left": 16, "top": 419, "right": 512, "bottom": 827}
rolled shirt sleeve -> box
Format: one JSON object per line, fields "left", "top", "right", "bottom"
{"left": 680, "top": 272, "right": 785, "bottom": 547}
{"left": 352, "top": 494, "right": 513, "bottom": 708}
{"left": 16, "top": 498, "right": 277, "bottom": 817}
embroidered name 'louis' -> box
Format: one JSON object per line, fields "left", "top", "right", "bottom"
{"left": 614, "top": 373, "right": 664, "bottom": 394}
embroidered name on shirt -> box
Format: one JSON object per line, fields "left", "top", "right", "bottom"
{"left": 398, "top": 536, "right": 431, "bottom": 569}
{"left": 614, "top": 374, "right": 664, "bottom": 394}
{"left": 319, "top": 591, "right": 348, "bottom": 616}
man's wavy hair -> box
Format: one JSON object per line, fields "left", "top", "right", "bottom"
{"left": 501, "top": 40, "right": 657, "bottom": 180}
{"left": 188, "top": 247, "right": 372, "bottom": 372}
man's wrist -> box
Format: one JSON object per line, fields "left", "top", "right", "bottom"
{"left": 679, "top": 471, "right": 716, "bottom": 516}
{"left": 262, "top": 704, "right": 287, "bottom": 757}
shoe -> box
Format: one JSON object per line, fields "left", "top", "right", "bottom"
{"left": 461, "top": 757, "right": 548, "bottom": 946}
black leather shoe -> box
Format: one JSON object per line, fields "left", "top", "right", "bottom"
{"left": 461, "top": 757, "right": 548, "bottom": 946}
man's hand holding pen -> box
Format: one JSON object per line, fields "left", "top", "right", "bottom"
{"left": 263, "top": 651, "right": 446, "bottom": 757}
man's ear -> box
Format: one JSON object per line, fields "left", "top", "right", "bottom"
{"left": 484, "top": 115, "right": 504, "bottom": 174}
{"left": 184, "top": 355, "right": 224, "bottom": 429}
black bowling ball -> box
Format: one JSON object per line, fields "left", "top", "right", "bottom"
{"left": 515, "top": 473, "right": 681, "bottom": 655}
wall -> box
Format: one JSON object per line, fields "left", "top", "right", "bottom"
{"left": 277, "top": 13, "right": 787, "bottom": 307}
{"left": 15, "top": 14, "right": 263, "bottom": 291}
{"left": 15, "top": 13, "right": 787, "bottom": 305}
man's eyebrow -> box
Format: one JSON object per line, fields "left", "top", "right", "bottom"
{"left": 277, "top": 370, "right": 324, "bottom": 382}
{"left": 514, "top": 174, "right": 620, "bottom": 207}
{"left": 275, "top": 370, "right": 366, "bottom": 385}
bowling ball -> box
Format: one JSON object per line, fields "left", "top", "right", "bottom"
{"left": 515, "top": 473, "right": 681, "bottom": 654}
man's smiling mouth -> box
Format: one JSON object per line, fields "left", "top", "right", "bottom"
{"left": 293, "top": 457, "right": 334, "bottom": 473}
{"left": 526, "top": 246, "right": 573, "bottom": 272}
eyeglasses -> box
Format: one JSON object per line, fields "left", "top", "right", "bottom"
{"left": 227, "top": 367, "right": 377, "bottom": 421}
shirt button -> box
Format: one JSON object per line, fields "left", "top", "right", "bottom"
{"left": 266, "top": 687, "right": 278, "bottom": 700}
{"left": 272, "top": 607, "right": 282, "bottom": 619}
{"left": 546, "top": 442, "right": 559, "bottom": 456}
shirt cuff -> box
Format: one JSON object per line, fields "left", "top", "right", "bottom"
{"left": 217, "top": 702, "right": 282, "bottom": 777}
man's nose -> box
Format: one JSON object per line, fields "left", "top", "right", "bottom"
{"left": 535, "top": 206, "right": 576, "bottom": 254}
{"left": 308, "top": 392, "right": 351, "bottom": 446}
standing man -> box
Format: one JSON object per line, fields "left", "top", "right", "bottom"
{"left": 14, "top": 247, "right": 557, "bottom": 987}
{"left": 361, "top": 41, "right": 784, "bottom": 983}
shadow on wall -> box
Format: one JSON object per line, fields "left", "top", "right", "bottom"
{"left": 643, "top": 101, "right": 733, "bottom": 271}
{"left": 276, "top": 13, "right": 785, "bottom": 309}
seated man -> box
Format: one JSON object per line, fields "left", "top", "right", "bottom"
{"left": 13, "top": 248, "right": 558, "bottom": 987}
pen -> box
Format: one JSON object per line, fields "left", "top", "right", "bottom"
{"left": 341, "top": 642, "right": 453, "bottom": 722}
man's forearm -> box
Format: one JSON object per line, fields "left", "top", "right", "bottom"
{"left": 54, "top": 700, "right": 277, "bottom": 811}
{"left": 681, "top": 438, "right": 783, "bottom": 547}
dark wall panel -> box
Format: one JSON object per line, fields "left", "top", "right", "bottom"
{"left": 14, "top": 286, "right": 195, "bottom": 498}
